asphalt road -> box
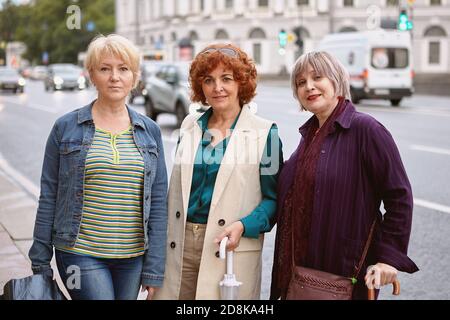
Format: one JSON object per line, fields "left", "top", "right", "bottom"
{"left": 0, "top": 80, "right": 449, "bottom": 299}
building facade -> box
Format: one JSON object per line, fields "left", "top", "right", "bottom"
{"left": 115, "top": 0, "right": 450, "bottom": 76}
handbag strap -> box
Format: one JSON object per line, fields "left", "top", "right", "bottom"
{"left": 290, "top": 212, "right": 377, "bottom": 280}
{"left": 353, "top": 219, "right": 377, "bottom": 279}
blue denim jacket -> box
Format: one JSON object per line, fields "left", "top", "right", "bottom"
{"left": 28, "top": 101, "right": 168, "bottom": 287}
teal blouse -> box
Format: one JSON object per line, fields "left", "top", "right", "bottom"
{"left": 186, "top": 108, "right": 283, "bottom": 238}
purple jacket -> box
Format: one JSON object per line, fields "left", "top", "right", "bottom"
{"left": 271, "top": 100, "right": 418, "bottom": 299}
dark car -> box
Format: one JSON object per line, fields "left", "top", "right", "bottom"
{"left": 0, "top": 67, "right": 26, "bottom": 94}
{"left": 44, "top": 64, "right": 87, "bottom": 91}
{"left": 144, "top": 62, "right": 192, "bottom": 127}
{"left": 129, "top": 60, "right": 165, "bottom": 104}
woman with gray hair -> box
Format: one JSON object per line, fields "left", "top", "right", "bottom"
{"left": 28, "top": 34, "right": 168, "bottom": 300}
{"left": 270, "top": 51, "right": 418, "bottom": 300}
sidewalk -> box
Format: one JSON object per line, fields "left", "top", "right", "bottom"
{"left": 0, "top": 169, "right": 36, "bottom": 295}
{"left": 0, "top": 169, "right": 69, "bottom": 298}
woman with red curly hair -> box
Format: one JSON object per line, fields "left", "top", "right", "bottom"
{"left": 154, "top": 44, "right": 283, "bottom": 300}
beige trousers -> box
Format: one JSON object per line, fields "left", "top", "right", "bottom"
{"left": 179, "top": 222, "right": 206, "bottom": 300}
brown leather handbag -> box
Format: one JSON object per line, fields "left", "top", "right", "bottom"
{"left": 286, "top": 221, "right": 376, "bottom": 300}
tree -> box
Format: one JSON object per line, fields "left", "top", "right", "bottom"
{"left": 0, "top": 0, "right": 19, "bottom": 42}
{"left": 13, "top": 0, "right": 115, "bottom": 65}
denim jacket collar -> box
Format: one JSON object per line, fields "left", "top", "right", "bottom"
{"left": 77, "top": 100, "right": 146, "bottom": 129}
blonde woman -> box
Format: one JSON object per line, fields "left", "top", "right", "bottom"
{"left": 29, "top": 34, "right": 168, "bottom": 300}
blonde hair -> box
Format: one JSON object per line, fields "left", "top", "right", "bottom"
{"left": 291, "top": 51, "right": 351, "bottom": 110}
{"left": 84, "top": 34, "right": 141, "bottom": 88}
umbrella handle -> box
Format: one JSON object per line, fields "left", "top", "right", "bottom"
{"left": 219, "top": 237, "right": 228, "bottom": 259}
{"left": 367, "top": 280, "right": 401, "bottom": 300}
{"left": 219, "top": 237, "right": 234, "bottom": 275}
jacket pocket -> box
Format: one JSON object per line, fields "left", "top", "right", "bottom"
{"left": 59, "top": 142, "right": 82, "bottom": 177}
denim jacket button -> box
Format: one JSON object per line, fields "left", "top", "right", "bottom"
{"left": 170, "top": 242, "right": 176, "bottom": 249}
{"left": 215, "top": 251, "right": 220, "bottom": 258}
{"left": 176, "top": 211, "right": 181, "bottom": 218}
{"left": 218, "top": 219, "right": 225, "bottom": 226}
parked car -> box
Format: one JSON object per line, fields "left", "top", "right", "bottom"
{"left": 30, "top": 65, "right": 48, "bottom": 80}
{"left": 129, "top": 60, "right": 165, "bottom": 104}
{"left": 144, "top": 62, "right": 193, "bottom": 127}
{"left": 0, "top": 67, "right": 26, "bottom": 94}
{"left": 44, "top": 64, "right": 87, "bottom": 91}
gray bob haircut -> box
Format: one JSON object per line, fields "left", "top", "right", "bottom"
{"left": 291, "top": 51, "right": 352, "bottom": 110}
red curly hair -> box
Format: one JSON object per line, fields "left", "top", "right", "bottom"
{"left": 189, "top": 43, "right": 257, "bottom": 107}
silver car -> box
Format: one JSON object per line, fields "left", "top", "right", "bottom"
{"left": 0, "top": 67, "right": 26, "bottom": 94}
{"left": 144, "top": 62, "right": 192, "bottom": 127}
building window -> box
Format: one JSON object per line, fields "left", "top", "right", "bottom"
{"left": 424, "top": 26, "right": 447, "bottom": 66}
{"left": 200, "top": 0, "right": 205, "bottom": 11}
{"left": 429, "top": 42, "right": 440, "bottom": 64}
{"left": 297, "top": 0, "right": 309, "bottom": 5}
{"left": 292, "top": 27, "right": 310, "bottom": 59}
{"left": 249, "top": 28, "right": 266, "bottom": 65}
{"left": 189, "top": 31, "right": 199, "bottom": 41}
{"left": 343, "top": 0, "right": 354, "bottom": 6}
{"left": 258, "top": 0, "right": 269, "bottom": 7}
{"left": 215, "top": 29, "right": 230, "bottom": 40}
{"left": 249, "top": 28, "right": 267, "bottom": 39}
{"left": 253, "top": 43, "right": 262, "bottom": 65}
{"left": 430, "top": 0, "right": 441, "bottom": 5}
{"left": 386, "top": 0, "right": 399, "bottom": 6}
{"left": 339, "top": 26, "right": 358, "bottom": 32}
{"left": 225, "top": 0, "right": 233, "bottom": 9}
{"left": 424, "top": 26, "right": 447, "bottom": 37}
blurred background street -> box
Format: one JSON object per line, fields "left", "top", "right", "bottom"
{"left": 1, "top": 0, "right": 450, "bottom": 300}
{"left": 1, "top": 80, "right": 449, "bottom": 299}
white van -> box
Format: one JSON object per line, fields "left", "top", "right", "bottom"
{"left": 318, "top": 30, "right": 414, "bottom": 106}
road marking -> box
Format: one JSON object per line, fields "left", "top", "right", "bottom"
{"left": 357, "top": 105, "right": 450, "bottom": 118}
{"left": 410, "top": 145, "right": 450, "bottom": 156}
{"left": 0, "top": 98, "right": 57, "bottom": 114}
{"left": 0, "top": 191, "right": 29, "bottom": 203}
{"left": 0, "top": 153, "right": 39, "bottom": 199}
{"left": 414, "top": 198, "right": 450, "bottom": 214}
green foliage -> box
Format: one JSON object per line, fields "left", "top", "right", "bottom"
{"left": 1, "top": 0, "right": 115, "bottom": 65}
{"left": 0, "top": 0, "right": 19, "bottom": 42}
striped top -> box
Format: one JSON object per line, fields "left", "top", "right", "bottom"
{"left": 58, "top": 126, "right": 146, "bottom": 258}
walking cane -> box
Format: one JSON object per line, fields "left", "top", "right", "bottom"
{"left": 368, "top": 280, "right": 401, "bottom": 300}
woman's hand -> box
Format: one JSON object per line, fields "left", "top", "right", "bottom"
{"left": 364, "top": 263, "right": 398, "bottom": 289}
{"left": 214, "top": 221, "right": 245, "bottom": 251}
{"left": 141, "top": 286, "right": 158, "bottom": 300}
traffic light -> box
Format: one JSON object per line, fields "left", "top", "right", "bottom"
{"left": 278, "top": 29, "right": 287, "bottom": 48}
{"left": 295, "top": 37, "right": 303, "bottom": 50}
{"left": 398, "top": 9, "right": 413, "bottom": 31}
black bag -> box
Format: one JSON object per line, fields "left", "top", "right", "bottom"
{"left": 0, "top": 274, "right": 66, "bottom": 300}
